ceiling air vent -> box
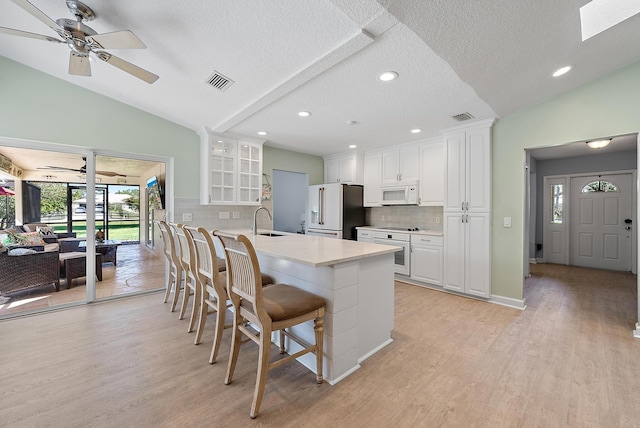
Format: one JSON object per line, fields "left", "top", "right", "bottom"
{"left": 452, "top": 112, "right": 474, "bottom": 121}
{"left": 205, "top": 71, "right": 234, "bottom": 92}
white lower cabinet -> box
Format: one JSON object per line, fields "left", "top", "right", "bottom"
{"left": 443, "top": 212, "right": 490, "bottom": 298}
{"left": 410, "top": 235, "right": 443, "bottom": 285}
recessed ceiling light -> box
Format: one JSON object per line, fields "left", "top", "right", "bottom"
{"left": 378, "top": 71, "right": 398, "bottom": 82}
{"left": 346, "top": 120, "right": 358, "bottom": 125}
{"left": 349, "top": 144, "right": 357, "bottom": 149}
{"left": 586, "top": 139, "right": 611, "bottom": 149}
{"left": 217, "top": 140, "right": 223, "bottom": 143}
{"left": 552, "top": 66, "right": 572, "bottom": 77}
{"left": 257, "top": 131, "right": 268, "bottom": 136}
{"left": 298, "top": 111, "right": 311, "bottom": 117}
{"left": 411, "top": 128, "right": 422, "bottom": 134}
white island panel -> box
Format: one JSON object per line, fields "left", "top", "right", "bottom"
{"left": 257, "top": 250, "right": 394, "bottom": 384}
{"left": 221, "top": 231, "right": 397, "bottom": 385}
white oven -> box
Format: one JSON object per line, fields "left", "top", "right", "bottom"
{"left": 373, "top": 231, "right": 410, "bottom": 275}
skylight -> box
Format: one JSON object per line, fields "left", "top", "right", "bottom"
{"left": 580, "top": 0, "right": 640, "bottom": 41}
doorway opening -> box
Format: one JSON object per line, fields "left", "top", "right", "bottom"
{"left": 525, "top": 133, "right": 638, "bottom": 274}
{"left": 272, "top": 169, "right": 308, "bottom": 234}
{"left": 0, "top": 142, "right": 170, "bottom": 318}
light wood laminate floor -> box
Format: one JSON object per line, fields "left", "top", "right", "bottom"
{"left": 1, "top": 263, "right": 639, "bottom": 427}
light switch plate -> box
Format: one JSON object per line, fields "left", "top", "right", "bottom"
{"left": 219, "top": 211, "right": 230, "bottom": 220}
{"left": 232, "top": 211, "right": 240, "bottom": 219}
{"left": 503, "top": 217, "right": 512, "bottom": 228}
{"left": 182, "top": 213, "right": 193, "bottom": 222}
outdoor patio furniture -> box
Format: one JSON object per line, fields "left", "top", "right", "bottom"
{"left": 58, "top": 252, "right": 103, "bottom": 288}
{"left": 0, "top": 250, "right": 60, "bottom": 296}
{"left": 59, "top": 238, "right": 86, "bottom": 253}
{"left": 79, "top": 240, "right": 121, "bottom": 266}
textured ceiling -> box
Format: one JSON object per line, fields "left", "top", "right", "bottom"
{"left": 1, "top": 0, "right": 639, "bottom": 159}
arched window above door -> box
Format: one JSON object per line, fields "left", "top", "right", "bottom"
{"left": 581, "top": 180, "right": 619, "bottom": 193}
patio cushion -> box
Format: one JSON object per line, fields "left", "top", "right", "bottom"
{"left": 9, "top": 248, "right": 38, "bottom": 256}
{"left": 16, "top": 232, "right": 46, "bottom": 246}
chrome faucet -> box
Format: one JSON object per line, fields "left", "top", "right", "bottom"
{"left": 253, "top": 206, "right": 272, "bottom": 235}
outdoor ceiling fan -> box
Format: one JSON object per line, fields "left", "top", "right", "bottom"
{"left": 0, "top": 0, "right": 159, "bottom": 84}
{"left": 38, "top": 157, "right": 139, "bottom": 178}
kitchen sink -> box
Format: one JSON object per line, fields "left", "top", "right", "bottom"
{"left": 258, "top": 232, "right": 284, "bottom": 237}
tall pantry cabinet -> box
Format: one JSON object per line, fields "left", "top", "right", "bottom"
{"left": 442, "top": 120, "right": 494, "bottom": 298}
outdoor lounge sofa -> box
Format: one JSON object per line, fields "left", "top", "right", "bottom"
{"left": 0, "top": 249, "right": 60, "bottom": 296}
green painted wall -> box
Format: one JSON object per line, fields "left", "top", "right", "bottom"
{"left": 263, "top": 145, "right": 324, "bottom": 186}
{"left": 0, "top": 55, "right": 200, "bottom": 198}
{"left": 492, "top": 59, "right": 640, "bottom": 300}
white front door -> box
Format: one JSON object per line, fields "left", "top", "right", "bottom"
{"left": 570, "top": 174, "right": 633, "bottom": 271}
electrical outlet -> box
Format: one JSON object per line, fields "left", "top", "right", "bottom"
{"left": 182, "top": 213, "right": 193, "bottom": 222}
{"left": 219, "top": 211, "right": 230, "bottom": 220}
{"left": 232, "top": 211, "right": 240, "bottom": 219}
{"left": 435, "top": 216, "right": 440, "bottom": 224}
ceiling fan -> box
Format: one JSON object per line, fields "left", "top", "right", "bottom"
{"left": 0, "top": 0, "right": 159, "bottom": 83}
{"left": 38, "top": 157, "right": 139, "bottom": 178}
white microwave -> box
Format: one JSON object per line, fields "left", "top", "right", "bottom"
{"left": 381, "top": 184, "right": 419, "bottom": 205}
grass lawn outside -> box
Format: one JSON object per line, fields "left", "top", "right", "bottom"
{"left": 50, "top": 220, "right": 140, "bottom": 242}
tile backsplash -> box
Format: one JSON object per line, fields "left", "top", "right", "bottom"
{"left": 172, "top": 199, "right": 442, "bottom": 234}
{"left": 173, "top": 198, "right": 273, "bottom": 231}
{"left": 365, "top": 206, "right": 443, "bottom": 232}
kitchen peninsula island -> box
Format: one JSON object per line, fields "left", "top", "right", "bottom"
{"left": 222, "top": 230, "right": 399, "bottom": 384}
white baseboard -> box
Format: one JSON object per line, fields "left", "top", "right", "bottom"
{"left": 634, "top": 323, "right": 640, "bottom": 339}
{"left": 529, "top": 258, "right": 537, "bottom": 264}
{"left": 491, "top": 294, "right": 526, "bottom": 310}
{"left": 358, "top": 338, "right": 393, "bottom": 364}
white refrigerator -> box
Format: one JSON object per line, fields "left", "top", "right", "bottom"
{"left": 307, "top": 183, "right": 364, "bottom": 240}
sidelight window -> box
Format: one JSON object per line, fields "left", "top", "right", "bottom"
{"left": 551, "top": 184, "right": 563, "bottom": 224}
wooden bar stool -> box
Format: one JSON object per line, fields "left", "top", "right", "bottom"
{"left": 184, "top": 226, "right": 231, "bottom": 362}
{"left": 156, "top": 220, "right": 183, "bottom": 312}
{"left": 170, "top": 222, "right": 200, "bottom": 332}
{"left": 215, "top": 231, "right": 326, "bottom": 419}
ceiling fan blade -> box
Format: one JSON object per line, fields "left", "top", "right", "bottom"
{"left": 95, "top": 51, "right": 158, "bottom": 84}
{"left": 69, "top": 52, "right": 91, "bottom": 76}
{"left": 96, "top": 171, "right": 140, "bottom": 178}
{"left": 0, "top": 26, "right": 64, "bottom": 43}
{"left": 96, "top": 170, "right": 123, "bottom": 177}
{"left": 88, "top": 30, "right": 146, "bottom": 49}
{"left": 10, "top": 0, "right": 66, "bottom": 36}
{"left": 38, "top": 166, "right": 82, "bottom": 173}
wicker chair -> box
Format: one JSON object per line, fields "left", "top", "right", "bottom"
{"left": 0, "top": 250, "right": 61, "bottom": 296}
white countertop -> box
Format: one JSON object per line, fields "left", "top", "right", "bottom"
{"left": 219, "top": 229, "right": 400, "bottom": 267}
{"left": 356, "top": 226, "right": 443, "bottom": 237}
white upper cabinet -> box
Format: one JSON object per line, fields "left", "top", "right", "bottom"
{"left": 418, "top": 140, "right": 445, "bottom": 206}
{"left": 324, "top": 152, "right": 362, "bottom": 184}
{"left": 363, "top": 153, "right": 382, "bottom": 207}
{"left": 444, "top": 122, "right": 491, "bottom": 212}
{"left": 381, "top": 145, "right": 419, "bottom": 185}
{"left": 199, "top": 128, "right": 263, "bottom": 205}
{"left": 237, "top": 142, "right": 263, "bottom": 204}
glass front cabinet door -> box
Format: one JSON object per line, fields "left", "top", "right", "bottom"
{"left": 199, "top": 128, "right": 264, "bottom": 205}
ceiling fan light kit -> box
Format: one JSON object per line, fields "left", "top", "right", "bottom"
{"left": 1, "top": 0, "right": 158, "bottom": 83}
